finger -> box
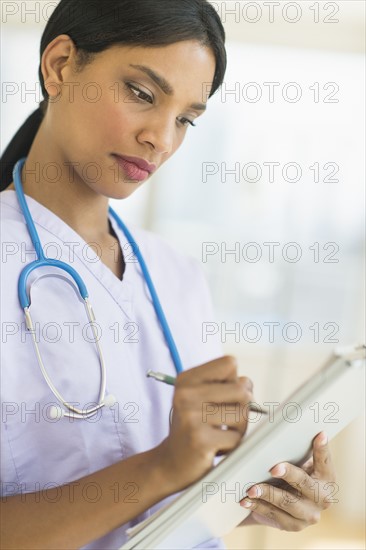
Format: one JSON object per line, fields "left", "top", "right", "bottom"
{"left": 312, "top": 432, "right": 336, "bottom": 481}
{"left": 245, "top": 482, "right": 320, "bottom": 523}
{"left": 200, "top": 380, "right": 252, "bottom": 435}
{"left": 240, "top": 498, "right": 312, "bottom": 532}
{"left": 176, "top": 356, "right": 240, "bottom": 386}
{"left": 269, "top": 460, "right": 334, "bottom": 510}
{"left": 238, "top": 376, "right": 253, "bottom": 392}
{"left": 199, "top": 380, "right": 253, "bottom": 404}
{"left": 301, "top": 456, "right": 314, "bottom": 475}
{"left": 202, "top": 410, "right": 248, "bottom": 435}
{"left": 205, "top": 426, "right": 243, "bottom": 455}
{"left": 174, "top": 380, "right": 253, "bottom": 416}
{"left": 172, "top": 397, "right": 249, "bottom": 437}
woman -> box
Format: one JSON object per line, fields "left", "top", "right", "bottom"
{"left": 0, "top": 1, "right": 336, "bottom": 548}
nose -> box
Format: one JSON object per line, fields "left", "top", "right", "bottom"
{"left": 137, "top": 116, "right": 175, "bottom": 155}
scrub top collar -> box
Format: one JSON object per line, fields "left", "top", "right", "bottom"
{"left": 0, "top": 189, "right": 135, "bottom": 318}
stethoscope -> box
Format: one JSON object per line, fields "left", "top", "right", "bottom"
{"left": 13, "top": 157, "right": 183, "bottom": 419}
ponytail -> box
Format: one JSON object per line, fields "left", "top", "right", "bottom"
{"left": 0, "top": 100, "right": 47, "bottom": 191}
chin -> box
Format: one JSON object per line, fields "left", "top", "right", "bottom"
{"left": 104, "top": 182, "right": 144, "bottom": 200}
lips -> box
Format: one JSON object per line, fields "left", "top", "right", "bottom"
{"left": 112, "top": 154, "right": 156, "bottom": 182}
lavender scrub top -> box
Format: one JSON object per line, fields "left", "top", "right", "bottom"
{"left": 0, "top": 190, "right": 227, "bottom": 549}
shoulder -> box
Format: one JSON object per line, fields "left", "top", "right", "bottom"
{"left": 0, "top": 191, "right": 32, "bottom": 266}
{"left": 0, "top": 190, "right": 26, "bottom": 238}
{"left": 119, "top": 222, "right": 218, "bottom": 322}
{"left": 125, "top": 224, "right": 223, "bottom": 364}
{"left": 0, "top": 192, "right": 27, "bottom": 263}
{"left": 0, "top": 192, "right": 29, "bottom": 313}
{"left": 122, "top": 223, "right": 206, "bottom": 289}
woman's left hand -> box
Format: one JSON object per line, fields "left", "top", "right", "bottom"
{"left": 239, "top": 432, "right": 337, "bottom": 531}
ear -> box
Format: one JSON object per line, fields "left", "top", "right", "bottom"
{"left": 40, "top": 34, "right": 77, "bottom": 100}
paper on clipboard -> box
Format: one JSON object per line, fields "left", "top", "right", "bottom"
{"left": 121, "top": 345, "right": 365, "bottom": 550}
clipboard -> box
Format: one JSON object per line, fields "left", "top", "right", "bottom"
{"left": 120, "top": 344, "right": 365, "bottom": 550}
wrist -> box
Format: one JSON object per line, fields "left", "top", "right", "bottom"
{"left": 148, "top": 439, "right": 182, "bottom": 497}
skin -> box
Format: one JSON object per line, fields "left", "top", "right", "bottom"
{"left": 6, "top": 35, "right": 215, "bottom": 277}
{"left": 240, "top": 432, "right": 337, "bottom": 530}
{"left": 1, "top": 36, "right": 336, "bottom": 548}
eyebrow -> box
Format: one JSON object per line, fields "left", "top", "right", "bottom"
{"left": 129, "top": 64, "right": 207, "bottom": 112}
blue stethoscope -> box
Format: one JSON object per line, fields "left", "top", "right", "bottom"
{"left": 13, "top": 157, "right": 183, "bottom": 419}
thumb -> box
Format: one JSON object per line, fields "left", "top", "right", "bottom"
{"left": 312, "top": 432, "right": 336, "bottom": 481}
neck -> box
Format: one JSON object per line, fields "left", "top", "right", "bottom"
{"left": 10, "top": 122, "right": 111, "bottom": 242}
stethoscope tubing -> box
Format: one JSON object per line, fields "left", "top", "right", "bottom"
{"left": 12, "top": 157, "right": 184, "bottom": 419}
{"left": 109, "top": 208, "right": 183, "bottom": 374}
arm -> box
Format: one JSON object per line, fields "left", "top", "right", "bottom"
{"left": 1, "top": 356, "right": 252, "bottom": 550}
{"left": 0, "top": 445, "right": 175, "bottom": 550}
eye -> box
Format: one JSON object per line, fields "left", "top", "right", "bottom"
{"left": 126, "top": 83, "right": 153, "bottom": 104}
{"left": 178, "top": 117, "right": 197, "bottom": 128}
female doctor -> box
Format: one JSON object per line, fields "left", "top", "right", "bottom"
{"left": 0, "top": 1, "right": 336, "bottom": 548}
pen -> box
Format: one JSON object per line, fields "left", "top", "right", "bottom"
{"left": 146, "top": 370, "right": 268, "bottom": 415}
{"left": 146, "top": 370, "right": 177, "bottom": 386}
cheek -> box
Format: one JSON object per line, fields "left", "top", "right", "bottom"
{"left": 56, "top": 86, "right": 136, "bottom": 155}
{"left": 169, "top": 131, "right": 186, "bottom": 160}
{"left": 87, "top": 85, "right": 145, "bottom": 151}
{"left": 101, "top": 104, "right": 134, "bottom": 146}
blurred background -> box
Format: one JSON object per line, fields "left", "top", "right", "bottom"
{"left": 1, "top": 1, "right": 365, "bottom": 548}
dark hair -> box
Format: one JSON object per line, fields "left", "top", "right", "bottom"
{"left": 0, "top": 0, "right": 226, "bottom": 191}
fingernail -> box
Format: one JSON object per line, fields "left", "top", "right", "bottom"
{"left": 241, "top": 499, "right": 253, "bottom": 508}
{"left": 318, "top": 432, "right": 328, "bottom": 446}
{"left": 270, "top": 463, "right": 286, "bottom": 477}
{"left": 245, "top": 378, "right": 253, "bottom": 392}
{"left": 247, "top": 485, "right": 262, "bottom": 498}
{"left": 239, "top": 376, "right": 253, "bottom": 392}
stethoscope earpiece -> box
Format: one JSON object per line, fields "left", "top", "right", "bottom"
{"left": 104, "top": 393, "right": 117, "bottom": 407}
{"left": 49, "top": 405, "right": 64, "bottom": 420}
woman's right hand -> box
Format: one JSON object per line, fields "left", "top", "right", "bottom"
{"left": 156, "top": 355, "right": 253, "bottom": 492}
